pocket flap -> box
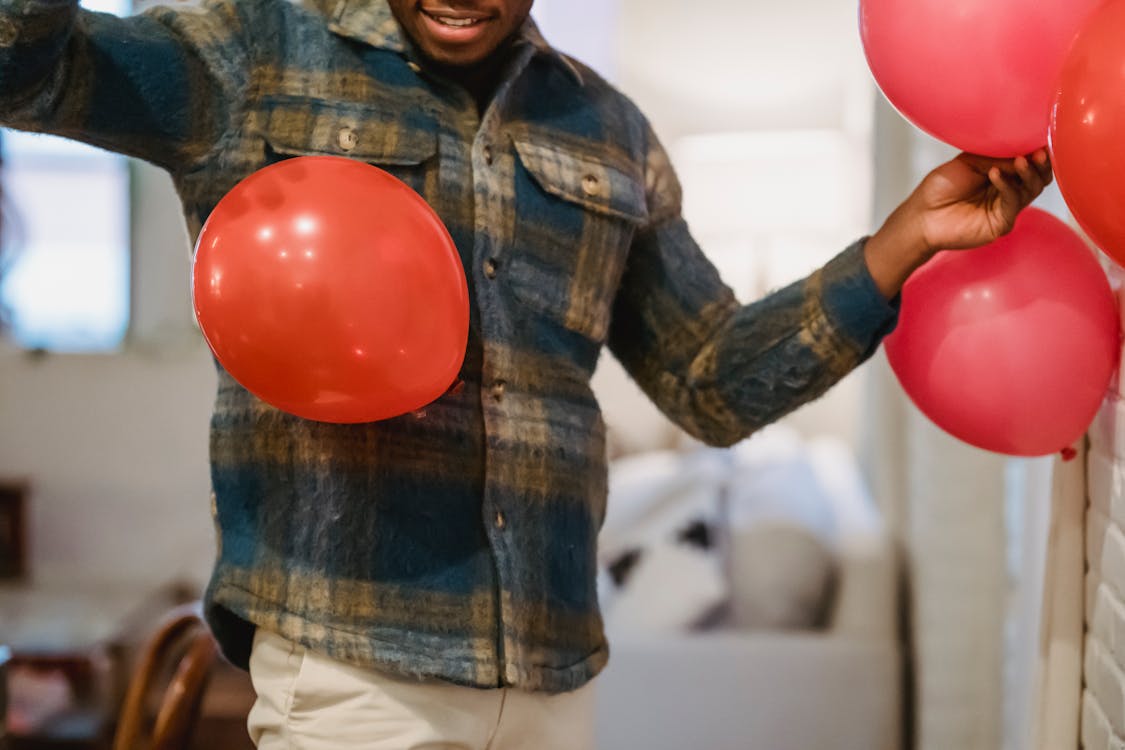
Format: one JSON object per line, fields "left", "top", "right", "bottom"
{"left": 257, "top": 95, "right": 437, "bottom": 165}
{"left": 512, "top": 138, "right": 648, "bottom": 223}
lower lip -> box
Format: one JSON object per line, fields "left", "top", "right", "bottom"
{"left": 419, "top": 11, "right": 494, "bottom": 45}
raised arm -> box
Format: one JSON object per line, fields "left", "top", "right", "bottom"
{"left": 0, "top": 0, "right": 252, "bottom": 172}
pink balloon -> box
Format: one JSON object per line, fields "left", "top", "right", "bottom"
{"left": 860, "top": 0, "right": 1103, "bottom": 157}
{"left": 884, "top": 208, "right": 1119, "bottom": 456}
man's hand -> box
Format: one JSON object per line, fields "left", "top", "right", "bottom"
{"left": 864, "top": 149, "right": 1054, "bottom": 299}
{"left": 918, "top": 150, "right": 1053, "bottom": 250}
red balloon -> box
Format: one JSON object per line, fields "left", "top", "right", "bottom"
{"left": 884, "top": 208, "right": 1119, "bottom": 456}
{"left": 860, "top": 0, "right": 1102, "bottom": 157}
{"left": 191, "top": 156, "right": 469, "bottom": 423}
{"left": 1050, "top": 0, "right": 1125, "bottom": 266}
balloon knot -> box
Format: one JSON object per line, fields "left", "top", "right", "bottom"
{"left": 1061, "top": 446, "right": 1079, "bottom": 462}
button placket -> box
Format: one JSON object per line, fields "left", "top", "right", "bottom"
{"left": 468, "top": 42, "right": 539, "bottom": 690}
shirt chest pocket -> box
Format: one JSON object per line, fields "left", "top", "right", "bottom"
{"left": 507, "top": 138, "right": 648, "bottom": 344}
{"left": 253, "top": 95, "right": 438, "bottom": 194}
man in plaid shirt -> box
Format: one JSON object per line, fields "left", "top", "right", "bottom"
{"left": 0, "top": 0, "right": 1051, "bottom": 746}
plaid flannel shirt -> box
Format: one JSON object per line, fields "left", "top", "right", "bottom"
{"left": 0, "top": 0, "right": 898, "bottom": 692}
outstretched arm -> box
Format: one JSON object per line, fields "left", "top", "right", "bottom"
{"left": 608, "top": 127, "right": 1052, "bottom": 447}
{"left": 0, "top": 0, "right": 252, "bottom": 172}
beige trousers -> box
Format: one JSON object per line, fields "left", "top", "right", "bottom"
{"left": 246, "top": 629, "right": 596, "bottom": 750}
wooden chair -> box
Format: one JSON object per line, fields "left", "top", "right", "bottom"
{"left": 1, "top": 644, "right": 10, "bottom": 749}
{"left": 112, "top": 604, "right": 218, "bottom": 750}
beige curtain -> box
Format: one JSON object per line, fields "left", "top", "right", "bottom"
{"left": 863, "top": 98, "right": 1009, "bottom": 750}
{"left": 1029, "top": 447, "right": 1085, "bottom": 750}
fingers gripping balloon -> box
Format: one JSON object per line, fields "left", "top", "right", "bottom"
{"left": 191, "top": 156, "right": 469, "bottom": 423}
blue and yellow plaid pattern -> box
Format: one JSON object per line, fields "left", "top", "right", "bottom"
{"left": 0, "top": 0, "right": 897, "bottom": 691}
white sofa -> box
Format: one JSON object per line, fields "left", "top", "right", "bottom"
{"left": 593, "top": 432, "right": 903, "bottom": 750}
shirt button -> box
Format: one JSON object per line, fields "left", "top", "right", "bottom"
{"left": 0, "top": 17, "right": 17, "bottom": 47}
{"left": 482, "top": 145, "right": 494, "bottom": 166}
{"left": 337, "top": 127, "right": 359, "bottom": 152}
{"left": 483, "top": 258, "right": 499, "bottom": 279}
{"left": 495, "top": 511, "right": 506, "bottom": 529}
{"left": 581, "top": 174, "right": 600, "bottom": 196}
{"left": 407, "top": 60, "right": 422, "bottom": 73}
{"left": 491, "top": 380, "right": 506, "bottom": 401}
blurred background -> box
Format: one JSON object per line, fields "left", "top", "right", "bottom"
{"left": 0, "top": 0, "right": 1093, "bottom": 749}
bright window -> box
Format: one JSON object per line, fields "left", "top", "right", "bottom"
{"left": 0, "top": 0, "right": 132, "bottom": 352}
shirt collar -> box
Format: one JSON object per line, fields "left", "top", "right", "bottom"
{"left": 307, "top": 0, "right": 585, "bottom": 85}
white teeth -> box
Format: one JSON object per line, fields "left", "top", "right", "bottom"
{"left": 426, "top": 12, "right": 482, "bottom": 27}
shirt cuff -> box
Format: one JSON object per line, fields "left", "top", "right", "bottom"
{"left": 816, "top": 238, "right": 900, "bottom": 359}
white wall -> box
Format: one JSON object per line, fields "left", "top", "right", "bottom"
{"left": 1082, "top": 385, "right": 1125, "bottom": 750}
{"left": 592, "top": 0, "right": 877, "bottom": 454}
{"left": 531, "top": 0, "right": 618, "bottom": 79}
{"left": 0, "top": 162, "right": 217, "bottom": 588}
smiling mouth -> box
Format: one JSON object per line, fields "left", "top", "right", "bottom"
{"left": 421, "top": 8, "right": 494, "bottom": 28}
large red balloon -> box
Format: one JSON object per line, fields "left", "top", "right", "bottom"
{"left": 860, "top": 0, "right": 1102, "bottom": 157}
{"left": 884, "top": 208, "right": 1119, "bottom": 456}
{"left": 192, "top": 156, "right": 469, "bottom": 423}
{"left": 1050, "top": 0, "right": 1125, "bottom": 266}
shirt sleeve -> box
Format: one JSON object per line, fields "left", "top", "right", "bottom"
{"left": 0, "top": 0, "right": 252, "bottom": 172}
{"left": 606, "top": 121, "right": 899, "bottom": 447}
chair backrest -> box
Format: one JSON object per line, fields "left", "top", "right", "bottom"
{"left": 113, "top": 603, "right": 218, "bottom": 750}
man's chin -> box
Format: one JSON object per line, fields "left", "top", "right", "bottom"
{"left": 419, "top": 44, "right": 492, "bottom": 69}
